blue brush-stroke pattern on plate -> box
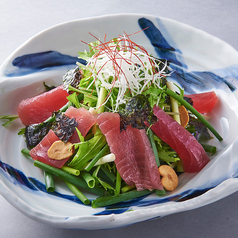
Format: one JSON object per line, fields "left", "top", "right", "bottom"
{"left": 0, "top": 160, "right": 89, "bottom": 205}
{"left": 0, "top": 159, "right": 229, "bottom": 215}
{"left": 5, "top": 51, "right": 86, "bottom": 77}
{"left": 138, "top": 17, "right": 238, "bottom": 93}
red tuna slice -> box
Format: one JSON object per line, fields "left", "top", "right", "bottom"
{"left": 65, "top": 106, "right": 97, "bottom": 143}
{"left": 150, "top": 106, "right": 210, "bottom": 173}
{"left": 17, "top": 85, "right": 69, "bottom": 126}
{"left": 184, "top": 91, "right": 217, "bottom": 114}
{"left": 96, "top": 112, "right": 163, "bottom": 191}
{"left": 29, "top": 130, "right": 70, "bottom": 168}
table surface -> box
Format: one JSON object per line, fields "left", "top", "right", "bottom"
{"left": 1, "top": 0, "right": 238, "bottom": 237}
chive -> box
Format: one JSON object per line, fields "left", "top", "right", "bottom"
{"left": 166, "top": 88, "right": 223, "bottom": 141}
{"left": 44, "top": 171, "right": 55, "bottom": 193}
{"left": 115, "top": 171, "right": 121, "bottom": 195}
{"left": 201, "top": 143, "right": 217, "bottom": 154}
{"left": 33, "top": 160, "right": 105, "bottom": 196}
{"left": 68, "top": 85, "right": 98, "bottom": 101}
{"left": 148, "top": 128, "right": 160, "bottom": 166}
{"left": 80, "top": 171, "right": 95, "bottom": 188}
{"left": 44, "top": 102, "right": 71, "bottom": 123}
{"left": 91, "top": 189, "right": 152, "bottom": 208}
{"left": 121, "top": 185, "right": 135, "bottom": 193}
{"left": 176, "top": 160, "right": 184, "bottom": 172}
{"left": 65, "top": 181, "right": 90, "bottom": 205}
{"left": 61, "top": 166, "right": 80, "bottom": 176}
{"left": 156, "top": 189, "right": 166, "bottom": 196}
{"left": 85, "top": 144, "right": 109, "bottom": 171}
{"left": 21, "top": 148, "right": 31, "bottom": 158}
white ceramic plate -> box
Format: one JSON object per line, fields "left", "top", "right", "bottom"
{"left": 1, "top": 14, "right": 238, "bottom": 230}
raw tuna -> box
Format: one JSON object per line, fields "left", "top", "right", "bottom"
{"left": 29, "top": 130, "right": 70, "bottom": 168}
{"left": 184, "top": 91, "right": 217, "bottom": 113}
{"left": 96, "top": 112, "right": 163, "bottom": 191}
{"left": 17, "top": 85, "right": 69, "bottom": 126}
{"left": 65, "top": 106, "right": 97, "bottom": 143}
{"left": 150, "top": 106, "right": 210, "bottom": 173}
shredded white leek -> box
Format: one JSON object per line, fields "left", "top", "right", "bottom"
{"left": 81, "top": 36, "right": 172, "bottom": 112}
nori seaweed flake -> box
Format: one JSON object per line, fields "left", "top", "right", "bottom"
{"left": 25, "top": 121, "right": 52, "bottom": 149}
{"left": 25, "top": 111, "right": 78, "bottom": 149}
{"left": 52, "top": 112, "right": 78, "bottom": 142}
{"left": 63, "top": 66, "right": 83, "bottom": 92}
{"left": 119, "top": 94, "right": 157, "bottom": 131}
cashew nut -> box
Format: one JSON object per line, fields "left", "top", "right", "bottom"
{"left": 158, "top": 165, "right": 178, "bottom": 191}
{"left": 47, "top": 140, "right": 73, "bottom": 160}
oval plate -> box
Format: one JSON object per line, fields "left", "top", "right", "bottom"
{"left": 1, "top": 14, "right": 238, "bottom": 229}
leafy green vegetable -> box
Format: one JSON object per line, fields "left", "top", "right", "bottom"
{"left": 153, "top": 135, "right": 180, "bottom": 164}
{"left": 92, "top": 165, "right": 115, "bottom": 193}
{"left": 0, "top": 115, "right": 19, "bottom": 126}
{"left": 66, "top": 92, "right": 84, "bottom": 109}
{"left": 68, "top": 127, "right": 107, "bottom": 170}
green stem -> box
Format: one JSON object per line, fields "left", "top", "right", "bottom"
{"left": 121, "top": 185, "right": 135, "bottom": 193}
{"left": 115, "top": 171, "right": 121, "bottom": 195}
{"left": 147, "top": 129, "right": 160, "bottom": 167}
{"left": 156, "top": 189, "right": 166, "bottom": 196}
{"left": 96, "top": 87, "right": 107, "bottom": 113}
{"left": 101, "top": 164, "right": 117, "bottom": 184}
{"left": 68, "top": 85, "right": 98, "bottom": 101}
{"left": 65, "top": 181, "right": 90, "bottom": 205}
{"left": 166, "top": 88, "right": 223, "bottom": 141}
{"left": 34, "top": 160, "right": 105, "bottom": 196}
{"left": 80, "top": 171, "right": 95, "bottom": 188}
{"left": 21, "top": 148, "right": 31, "bottom": 158}
{"left": 84, "top": 144, "right": 109, "bottom": 172}
{"left": 61, "top": 166, "right": 80, "bottom": 176}
{"left": 91, "top": 189, "right": 152, "bottom": 208}
{"left": 44, "top": 171, "right": 55, "bottom": 193}
{"left": 201, "top": 143, "right": 217, "bottom": 154}
{"left": 166, "top": 81, "right": 181, "bottom": 124}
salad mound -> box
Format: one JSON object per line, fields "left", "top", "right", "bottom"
{"left": 0, "top": 33, "right": 222, "bottom": 208}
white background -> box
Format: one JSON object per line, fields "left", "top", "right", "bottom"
{"left": 1, "top": 0, "right": 238, "bottom": 237}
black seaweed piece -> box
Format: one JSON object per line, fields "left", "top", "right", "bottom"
{"left": 25, "top": 121, "right": 52, "bottom": 149}
{"left": 63, "top": 66, "right": 83, "bottom": 92}
{"left": 119, "top": 94, "right": 157, "bottom": 131}
{"left": 70, "top": 67, "right": 83, "bottom": 88}
{"left": 25, "top": 111, "right": 78, "bottom": 149}
{"left": 51, "top": 111, "right": 78, "bottom": 142}
{"left": 183, "top": 96, "right": 194, "bottom": 106}
{"left": 188, "top": 116, "right": 212, "bottom": 140}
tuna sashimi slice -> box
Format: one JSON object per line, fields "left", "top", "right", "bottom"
{"left": 96, "top": 112, "right": 163, "bottom": 191}
{"left": 29, "top": 130, "right": 70, "bottom": 168}
{"left": 151, "top": 106, "right": 210, "bottom": 173}
{"left": 17, "top": 85, "right": 69, "bottom": 126}
{"left": 64, "top": 106, "right": 97, "bottom": 143}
